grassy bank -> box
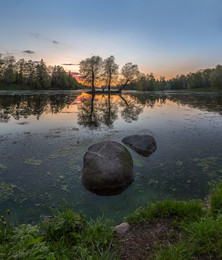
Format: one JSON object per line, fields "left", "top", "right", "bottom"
{"left": 1, "top": 182, "right": 222, "bottom": 259}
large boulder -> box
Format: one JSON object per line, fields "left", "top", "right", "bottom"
{"left": 122, "top": 135, "right": 157, "bottom": 156}
{"left": 82, "top": 141, "right": 134, "bottom": 195}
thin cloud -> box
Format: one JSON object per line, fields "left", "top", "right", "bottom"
{"left": 6, "top": 51, "right": 14, "bottom": 55}
{"left": 52, "top": 40, "right": 59, "bottom": 44}
{"left": 30, "top": 33, "right": 60, "bottom": 45}
{"left": 23, "top": 50, "right": 35, "bottom": 54}
{"left": 62, "top": 63, "right": 79, "bottom": 66}
{"left": 29, "top": 33, "right": 40, "bottom": 39}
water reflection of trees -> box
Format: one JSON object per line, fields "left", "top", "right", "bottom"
{"left": 0, "top": 92, "right": 222, "bottom": 126}
{"left": 77, "top": 94, "right": 145, "bottom": 129}
{"left": 119, "top": 95, "right": 144, "bottom": 123}
{"left": 166, "top": 93, "right": 222, "bottom": 115}
{"left": 0, "top": 94, "right": 76, "bottom": 123}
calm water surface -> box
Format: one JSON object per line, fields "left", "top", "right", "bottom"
{"left": 0, "top": 90, "right": 222, "bottom": 224}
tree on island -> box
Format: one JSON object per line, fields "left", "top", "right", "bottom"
{"left": 79, "top": 56, "right": 103, "bottom": 92}
{"left": 102, "top": 55, "right": 119, "bottom": 92}
{"left": 118, "top": 62, "right": 140, "bottom": 92}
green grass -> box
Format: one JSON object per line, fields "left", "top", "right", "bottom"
{"left": 152, "top": 216, "right": 222, "bottom": 260}
{"left": 210, "top": 181, "right": 222, "bottom": 216}
{"left": 125, "top": 200, "right": 205, "bottom": 225}
{"left": 1, "top": 182, "right": 222, "bottom": 259}
{"left": 0, "top": 209, "right": 117, "bottom": 259}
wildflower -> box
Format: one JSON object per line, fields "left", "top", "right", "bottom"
{"left": 3, "top": 221, "right": 6, "bottom": 226}
{"left": 7, "top": 209, "right": 10, "bottom": 215}
{"left": 1, "top": 216, "right": 4, "bottom": 221}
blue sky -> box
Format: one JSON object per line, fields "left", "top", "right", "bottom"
{"left": 1, "top": 0, "right": 222, "bottom": 78}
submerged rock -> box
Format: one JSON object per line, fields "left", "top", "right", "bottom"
{"left": 122, "top": 135, "right": 157, "bottom": 156}
{"left": 82, "top": 141, "right": 134, "bottom": 196}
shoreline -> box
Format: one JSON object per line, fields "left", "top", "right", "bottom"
{"left": 1, "top": 182, "right": 222, "bottom": 259}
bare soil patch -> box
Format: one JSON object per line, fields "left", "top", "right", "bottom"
{"left": 114, "top": 220, "right": 176, "bottom": 260}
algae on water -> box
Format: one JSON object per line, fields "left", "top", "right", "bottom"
{"left": 0, "top": 181, "right": 15, "bottom": 202}
{"left": 24, "top": 159, "right": 42, "bottom": 166}
{"left": 0, "top": 164, "right": 7, "bottom": 170}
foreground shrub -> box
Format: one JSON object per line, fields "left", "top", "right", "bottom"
{"left": 0, "top": 224, "right": 50, "bottom": 259}
{"left": 40, "top": 208, "right": 87, "bottom": 242}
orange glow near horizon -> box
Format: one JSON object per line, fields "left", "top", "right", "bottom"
{"left": 45, "top": 58, "right": 217, "bottom": 81}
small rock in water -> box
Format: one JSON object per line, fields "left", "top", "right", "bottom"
{"left": 122, "top": 134, "right": 157, "bottom": 156}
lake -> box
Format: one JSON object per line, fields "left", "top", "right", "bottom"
{"left": 0, "top": 90, "right": 222, "bottom": 224}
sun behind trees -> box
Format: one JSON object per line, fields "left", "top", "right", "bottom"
{"left": 79, "top": 55, "right": 140, "bottom": 93}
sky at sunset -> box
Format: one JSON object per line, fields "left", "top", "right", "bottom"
{"left": 1, "top": 0, "right": 222, "bottom": 79}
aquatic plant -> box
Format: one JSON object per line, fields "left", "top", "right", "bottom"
{"left": 0, "top": 182, "right": 15, "bottom": 203}
{"left": 24, "top": 158, "right": 42, "bottom": 166}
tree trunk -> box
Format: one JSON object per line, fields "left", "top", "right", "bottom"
{"left": 118, "top": 80, "right": 129, "bottom": 93}
{"left": 108, "top": 79, "right": 111, "bottom": 92}
{"left": 108, "top": 75, "right": 112, "bottom": 92}
{"left": 91, "top": 72, "right": 95, "bottom": 92}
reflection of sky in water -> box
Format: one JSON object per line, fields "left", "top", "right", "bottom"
{"left": 0, "top": 91, "right": 222, "bottom": 224}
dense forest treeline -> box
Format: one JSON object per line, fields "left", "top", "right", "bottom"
{"left": 0, "top": 55, "right": 82, "bottom": 90}
{"left": 128, "top": 65, "right": 222, "bottom": 91}
{"left": 1, "top": 54, "right": 222, "bottom": 91}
